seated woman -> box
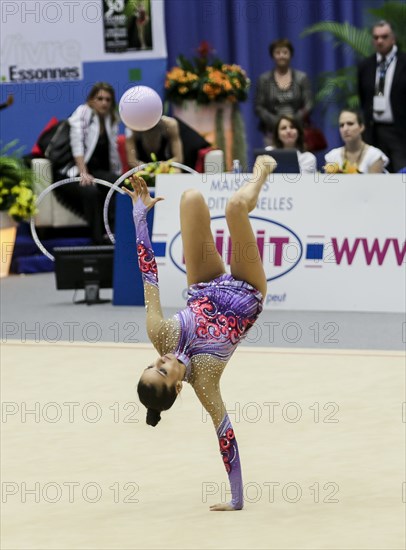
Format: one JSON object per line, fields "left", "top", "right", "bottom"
{"left": 125, "top": 115, "right": 183, "bottom": 171}
{"left": 265, "top": 114, "right": 317, "bottom": 173}
{"left": 324, "top": 109, "right": 389, "bottom": 173}
{"left": 55, "top": 82, "right": 122, "bottom": 244}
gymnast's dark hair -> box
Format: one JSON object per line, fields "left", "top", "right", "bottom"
{"left": 137, "top": 380, "right": 178, "bottom": 427}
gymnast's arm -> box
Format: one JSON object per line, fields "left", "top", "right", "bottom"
{"left": 192, "top": 373, "right": 244, "bottom": 511}
{"left": 124, "top": 176, "right": 166, "bottom": 342}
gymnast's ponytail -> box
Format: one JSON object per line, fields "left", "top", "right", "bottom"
{"left": 146, "top": 408, "right": 161, "bottom": 426}
{"left": 137, "top": 379, "right": 178, "bottom": 427}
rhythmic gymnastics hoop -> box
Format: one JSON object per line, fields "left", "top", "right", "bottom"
{"left": 102, "top": 162, "right": 198, "bottom": 244}
{"left": 30, "top": 177, "right": 123, "bottom": 262}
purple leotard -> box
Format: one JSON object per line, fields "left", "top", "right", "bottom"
{"left": 133, "top": 198, "right": 263, "bottom": 510}
{"left": 174, "top": 274, "right": 263, "bottom": 379}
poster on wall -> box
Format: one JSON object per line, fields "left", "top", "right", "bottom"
{"left": 103, "top": 0, "right": 153, "bottom": 53}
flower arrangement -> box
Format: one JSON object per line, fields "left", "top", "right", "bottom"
{"left": 324, "top": 161, "right": 361, "bottom": 174}
{"left": 0, "top": 141, "right": 37, "bottom": 221}
{"left": 165, "top": 41, "right": 250, "bottom": 105}
{"left": 124, "top": 154, "right": 177, "bottom": 187}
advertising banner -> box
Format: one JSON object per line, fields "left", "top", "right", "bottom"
{"left": 152, "top": 173, "right": 405, "bottom": 313}
{"left": 0, "top": 0, "right": 167, "bottom": 150}
{"left": 0, "top": 0, "right": 166, "bottom": 84}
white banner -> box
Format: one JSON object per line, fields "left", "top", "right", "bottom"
{"left": 0, "top": 0, "right": 166, "bottom": 83}
{"left": 153, "top": 173, "right": 406, "bottom": 313}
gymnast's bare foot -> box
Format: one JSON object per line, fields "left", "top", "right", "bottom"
{"left": 209, "top": 503, "right": 236, "bottom": 511}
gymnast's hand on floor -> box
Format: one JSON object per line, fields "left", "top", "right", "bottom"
{"left": 209, "top": 503, "right": 236, "bottom": 511}
{"left": 122, "top": 174, "right": 164, "bottom": 211}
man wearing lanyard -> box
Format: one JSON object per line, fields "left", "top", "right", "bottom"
{"left": 358, "top": 20, "right": 406, "bottom": 172}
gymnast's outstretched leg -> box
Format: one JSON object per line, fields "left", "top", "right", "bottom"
{"left": 180, "top": 189, "right": 225, "bottom": 286}
{"left": 225, "top": 155, "right": 276, "bottom": 298}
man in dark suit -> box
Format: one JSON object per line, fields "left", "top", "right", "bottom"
{"left": 358, "top": 20, "right": 406, "bottom": 172}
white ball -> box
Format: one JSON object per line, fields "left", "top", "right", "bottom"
{"left": 119, "top": 86, "right": 163, "bottom": 132}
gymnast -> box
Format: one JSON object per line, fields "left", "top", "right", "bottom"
{"left": 123, "top": 155, "right": 276, "bottom": 511}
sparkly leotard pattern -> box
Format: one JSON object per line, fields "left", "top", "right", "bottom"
{"left": 133, "top": 198, "right": 263, "bottom": 509}
{"left": 174, "top": 275, "right": 263, "bottom": 376}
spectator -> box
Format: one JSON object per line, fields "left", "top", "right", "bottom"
{"left": 255, "top": 38, "right": 313, "bottom": 145}
{"left": 324, "top": 109, "right": 388, "bottom": 173}
{"left": 357, "top": 20, "right": 406, "bottom": 172}
{"left": 56, "top": 82, "right": 122, "bottom": 244}
{"left": 266, "top": 115, "right": 317, "bottom": 173}
{"left": 125, "top": 115, "right": 183, "bottom": 170}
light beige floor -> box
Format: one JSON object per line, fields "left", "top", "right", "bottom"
{"left": 1, "top": 342, "right": 405, "bottom": 550}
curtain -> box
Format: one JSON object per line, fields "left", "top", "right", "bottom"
{"left": 165, "top": 0, "right": 384, "bottom": 167}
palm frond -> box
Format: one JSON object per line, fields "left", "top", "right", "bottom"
{"left": 313, "top": 67, "right": 358, "bottom": 110}
{"left": 0, "top": 139, "right": 20, "bottom": 156}
{"left": 347, "top": 95, "right": 360, "bottom": 110}
{"left": 301, "top": 21, "right": 373, "bottom": 57}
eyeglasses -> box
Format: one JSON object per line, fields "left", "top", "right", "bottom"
{"left": 373, "top": 34, "right": 390, "bottom": 40}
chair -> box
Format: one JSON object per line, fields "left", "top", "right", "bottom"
{"left": 32, "top": 126, "right": 224, "bottom": 228}
{"left": 32, "top": 158, "right": 86, "bottom": 227}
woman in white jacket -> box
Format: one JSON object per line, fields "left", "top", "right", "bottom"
{"left": 56, "top": 82, "right": 122, "bottom": 244}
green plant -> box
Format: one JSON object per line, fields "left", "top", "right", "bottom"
{"left": 0, "top": 140, "right": 37, "bottom": 221}
{"left": 301, "top": 2, "right": 406, "bottom": 110}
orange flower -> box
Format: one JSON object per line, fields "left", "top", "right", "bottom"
{"left": 165, "top": 45, "right": 250, "bottom": 104}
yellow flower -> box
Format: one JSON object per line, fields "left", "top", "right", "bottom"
{"left": 17, "top": 187, "right": 33, "bottom": 202}
{"left": 8, "top": 203, "right": 22, "bottom": 216}
{"left": 1, "top": 145, "right": 37, "bottom": 220}
{"left": 342, "top": 161, "right": 360, "bottom": 174}
{"left": 324, "top": 162, "right": 340, "bottom": 174}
